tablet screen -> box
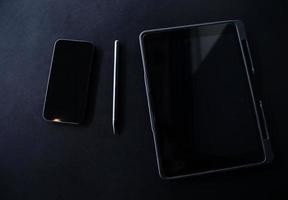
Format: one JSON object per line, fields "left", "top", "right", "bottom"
{"left": 141, "top": 23, "right": 265, "bottom": 177}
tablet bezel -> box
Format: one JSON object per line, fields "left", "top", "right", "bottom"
{"left": 139, "top": 20, "right": 272, "bottom": 179}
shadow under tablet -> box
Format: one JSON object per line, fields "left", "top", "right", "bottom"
{"left": 140, "top": 20, "right": 272, "bottom": 179}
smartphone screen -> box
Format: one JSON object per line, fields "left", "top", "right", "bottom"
{"left": 141, "top": 23, "right": 265, "bottom": 177}
{"left": 43, "top": 39, "right": 94, "bottom": 124}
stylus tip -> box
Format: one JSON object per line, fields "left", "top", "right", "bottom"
{"left": 112, "top": 123, "right": 117, "bottom": 135}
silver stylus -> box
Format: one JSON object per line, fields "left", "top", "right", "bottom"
{"left": 112, "top": 40, "right": 119, "bottom": 135}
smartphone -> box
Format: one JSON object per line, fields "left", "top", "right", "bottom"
{"left": 43, "top": 39, "right": 94, "bottom": 124}
{"left": 139, "top": 20, "right": 272, "bottom": 179}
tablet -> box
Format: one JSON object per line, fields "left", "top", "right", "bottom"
{"left": 139, "top": 20, "right": 272, "bottom": 179}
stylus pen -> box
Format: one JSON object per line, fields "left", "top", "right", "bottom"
{"left": 112, "top": 40, "right": 119, "bottom": 135}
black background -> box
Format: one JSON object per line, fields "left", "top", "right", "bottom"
{"left": 0, "top": 0, "right": 287, "bottom": 199}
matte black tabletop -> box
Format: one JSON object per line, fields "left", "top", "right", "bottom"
{"left": 0, "top": 1, "right": 287, "bottom": 199}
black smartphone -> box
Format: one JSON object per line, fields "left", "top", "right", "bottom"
{"left": 140, "top": 21, "right": 272, "bottom": 179}
{"left": 43, "top": 39, "right": 94, "bottom": 124}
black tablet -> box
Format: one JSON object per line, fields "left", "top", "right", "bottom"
{"left": 139, "top": 20, "right": 272, "bottom": 179}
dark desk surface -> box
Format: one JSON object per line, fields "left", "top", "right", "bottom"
{"left": 0, "top": 1, "right": 287, "bottom": 199}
